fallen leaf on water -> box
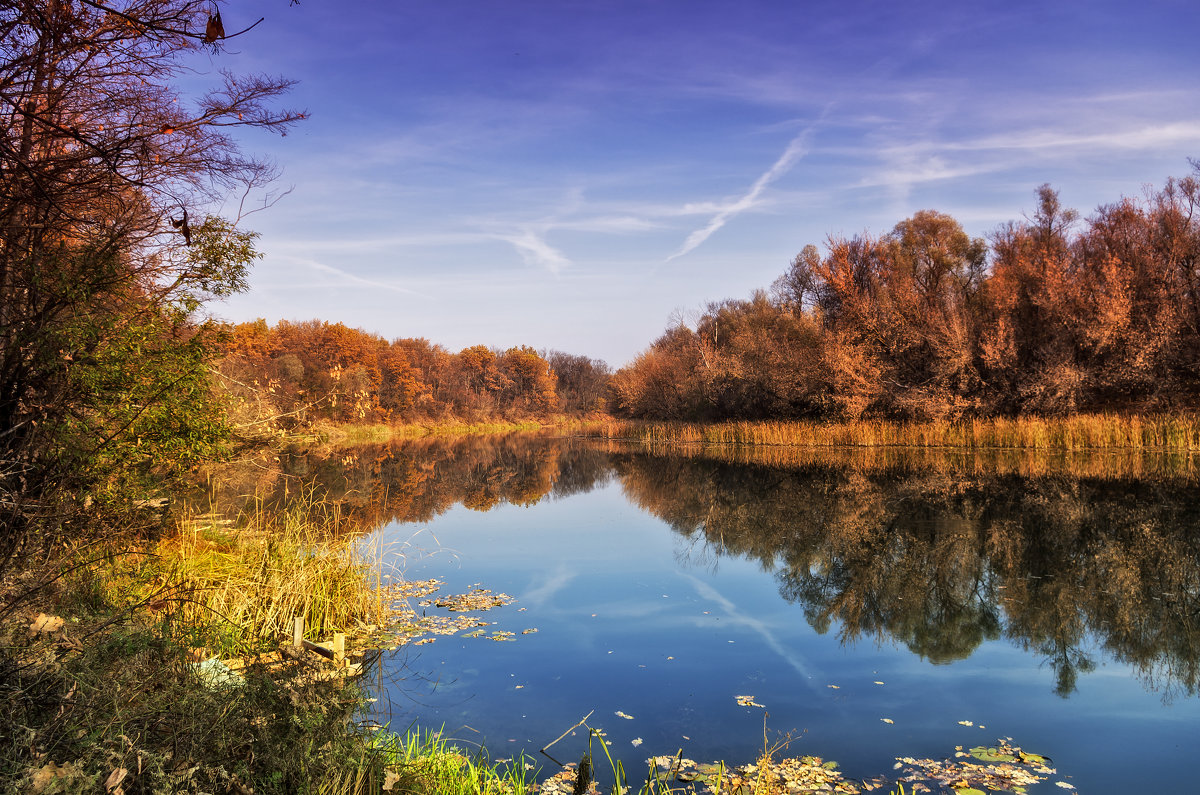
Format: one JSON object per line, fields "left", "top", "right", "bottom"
{"left": 957, "top": 720, "right": 974, "bottom": 727}
{"left": 428, "top": 589, "right": 514, "bottom": 612}
{"left": 827, "top": 684, "right": 840, "bottom": 689}
{"left": 881, "top": 718, "right": 895, "bottom": 724}
{"left": 1055, "top": 783, "right": 1076, "bottom": 790}
{"left": 615, "top": 710, "right": 634, "bottom": 720}
{"left": 631, "top": 738, "right": 643, "bottom": 747}
{"left": 874, "top": 681, "right": 885, "bottom": 685}
{"left": 521, "top": 628, "right": 538, "bottom": 634}
{"left": 735, "top": 695, "right": 764, "bottom": 708}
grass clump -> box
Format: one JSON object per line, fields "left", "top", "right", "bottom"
{"left": 365, "top": 727, "right": 536, "bottom": 795}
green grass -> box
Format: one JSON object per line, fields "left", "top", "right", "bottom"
{"left": 360, "top": 727, "right": 536, "bottom": 795}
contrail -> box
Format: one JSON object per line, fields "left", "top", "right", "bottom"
{"left": 680, "top": 572, "right": 819, "bottom": 686}
{"left": 299, "top": 257, "right": 430, "bottom": 298}
{"left": 666, "top": 126, "right": 815, "bottom": 262}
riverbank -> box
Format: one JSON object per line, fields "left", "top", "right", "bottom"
{"left": 0, "top": 500, "right": 396, "bottom": 792}
{"left": 307, "top": 415, "right": 608, "bottom": 446}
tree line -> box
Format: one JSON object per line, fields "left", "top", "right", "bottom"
{"left": 216, "top": 319, "right": 612, "bottom": 426}
{"left": 611, "top": 170, "right": 1200, "bottom": 421}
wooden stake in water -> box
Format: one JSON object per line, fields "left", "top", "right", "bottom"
{"left": 293, "top": 616, "right": 304, "bottom": 648}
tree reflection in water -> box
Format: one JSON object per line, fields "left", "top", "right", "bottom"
{"left": 199, "top": 434, "right": 1200, "bottom": 699}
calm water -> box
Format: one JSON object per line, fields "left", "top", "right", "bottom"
{"left": 221, "top": 434, "right": 1200, "bottom": 791}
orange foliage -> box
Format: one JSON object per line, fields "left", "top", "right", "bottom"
{"left": 614, "top": 166, "right": 1200, "bottom": 421}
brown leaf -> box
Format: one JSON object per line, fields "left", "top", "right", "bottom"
{"left": 103, "top": 767, "right": 127, "bottom": 794}
{"left": 29, "top": 613, "right": 64, "bottom": 636}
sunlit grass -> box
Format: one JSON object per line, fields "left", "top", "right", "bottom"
{"left": 145, "top": 496, "right": 389, "bottom": 657}
{"left": 587, "top": 413, "right": 1200, "bottom": 452}
{"left": 356, "top": 727, "right": 536, "bottom": 795}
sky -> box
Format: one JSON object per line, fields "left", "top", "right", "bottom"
{"left": 206, "top": 0, "right": 1200, "bottom": 367}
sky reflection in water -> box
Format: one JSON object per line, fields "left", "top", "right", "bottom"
{"left": 297, "top": 435, "right": 1200, "bottom": 791}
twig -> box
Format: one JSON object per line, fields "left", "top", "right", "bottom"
{"left": 544, "top": 710, "right": 595, "bottom": 763}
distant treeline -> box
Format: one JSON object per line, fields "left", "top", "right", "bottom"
{"left": 612, "top": 168, "right": 1200, "bottom": 421}
{"left": 221, "top": 167, "right": 1200, "bottom": 428}
{"left": 216, "top": 319, "right": 611, "bottom": 426}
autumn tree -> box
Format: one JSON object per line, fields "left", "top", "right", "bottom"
{"left": 546, "top": 350, "right": 611, "bottom": 414}
{"left": 981, "top": 186, "right": 1083, "bottom": 413}
{"left": 0, "top": 0, "right": 300, "bottom": 570}
{"left": 614, "top": 167, "right": 1200, "bottom": 422}
{"left": 496, "top": 345, "right": 557, "bottom": 416}
{"left": 609, "top": 323, "right": 706, "bottom": 419}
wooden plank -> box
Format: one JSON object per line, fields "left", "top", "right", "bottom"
{"left": 300, "top": 638, "right": 335, "bottom": 660}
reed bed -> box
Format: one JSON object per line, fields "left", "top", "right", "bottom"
{"left": 321, "top": 419, "right": 557, "bottom": 445}
{"left": 584, "top": 414, "right": 1200, "bottom": 453}
{"left": 626, "top": 439, "right": 1198, "bottom": 481}
{"left": 160, "top": 498, "right": 387, "bottom": 656}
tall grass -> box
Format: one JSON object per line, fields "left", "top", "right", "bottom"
{"left": 320, "top": 418, "right": 571, "bottom": 445}
{"left": 157, "top": 496, "right": 388, "bottom": 657}
{"left": 584, "top": 413, "right": 1200, "bottom": 452}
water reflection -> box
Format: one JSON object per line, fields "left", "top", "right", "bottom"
{"left": 201, "top": 433, "right": 1200, "bottom": 699}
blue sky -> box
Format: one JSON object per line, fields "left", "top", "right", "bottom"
{"left": 209, "top": 0, "right": 1200, "bottom": 366}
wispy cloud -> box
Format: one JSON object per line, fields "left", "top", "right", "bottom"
{"left": 666, "top": 126, "right": 815, "bottom": 262}
{"left": 494, "top": 228, "right": 571, "bottom": 273}
{"left": 884, "top": 121, "right": 1200, "bottom": 157}
{"left": 277, "top": 255, "right": 432, "bottom": 298}
{"left": 521, "top": 565, "right": 576, "bottom": 608}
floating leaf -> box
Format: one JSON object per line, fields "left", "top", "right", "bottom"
{"left": 615, "top": 710, "right": 634, "bottom": 720}
{"left": 968, "top": 746, "right": 1016, "bottom": 763}
{"left": 881, "top": 718, "right": 895, "bottom": 724}
{"left": 735, "top": 694, "right": 764, "bottom": 707}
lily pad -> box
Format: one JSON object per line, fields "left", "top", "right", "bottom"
{"left": 968, "top": 746, "right": 1017, "bottom": 763}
